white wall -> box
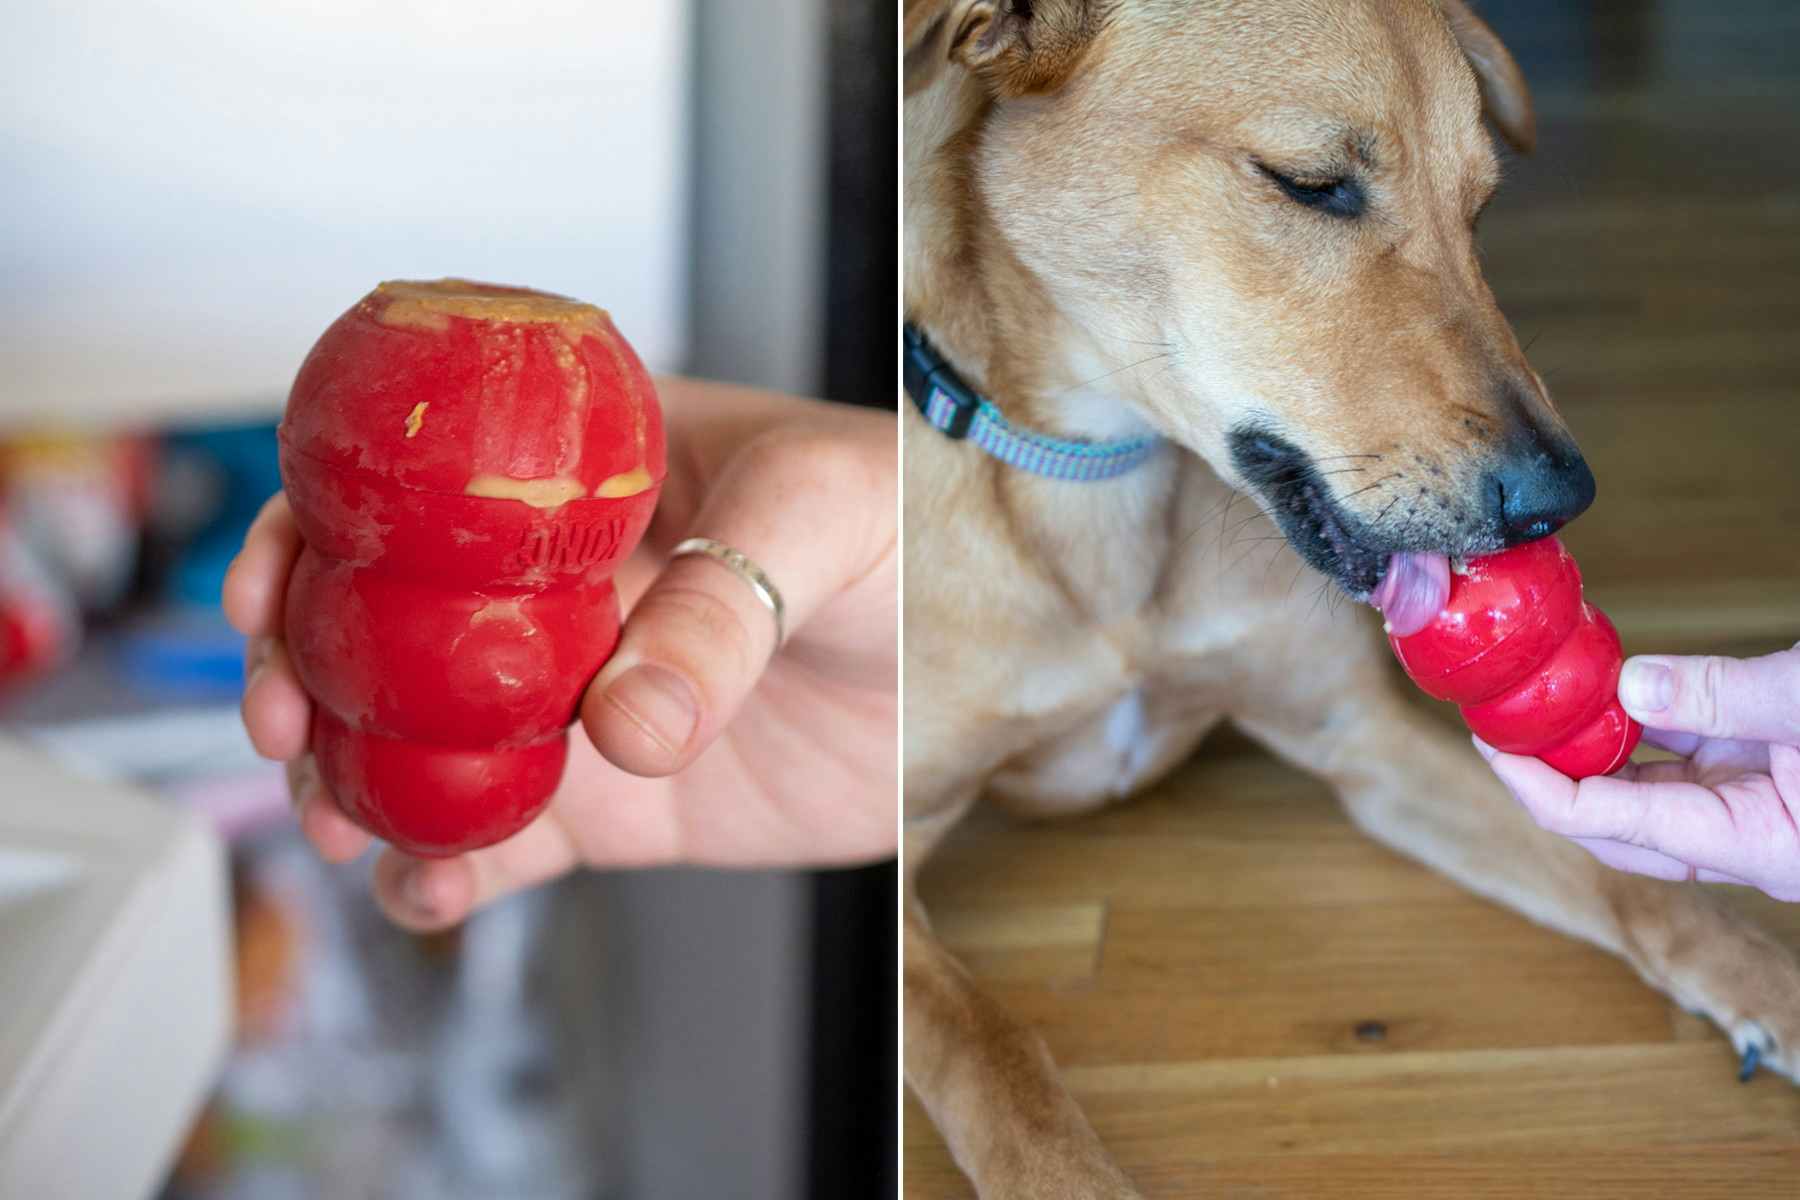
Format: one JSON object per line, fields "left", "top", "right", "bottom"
{"left": 0, "top": 0, "right": 690, "bottom": 431}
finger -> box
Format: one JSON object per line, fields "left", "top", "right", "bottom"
{"left": 1616, "top": 757, "right": 1709, "bottom": 786}
{"left": 1618, "top": 648, "right": 1800, "bottom": 746}
{"left": 1571, "top": 836, "right": 1695, "bottom": 882}
{"left": 1641, "top": 726, "right": 1706, "bottom": 758}
{"left": 1570, "top": 837, "right": 1753, "bottom": 887}
{"left": 1474, "top": 734, "right": 1583, "bottom": 816}
{"left": 583, "top": 425, "right": 892, "bottom": 777}
{"left": 1472, "top": 742, "right": 1704, "bottom": 876}
{"left": 1502, "top": 759, "right": 1786, "bottom": 881}
{"left": 285, "top": 756, "right": 372, "bottom": 863}
{"left": 371, "top": 813, "right": 581, "bottom": 932}
{"left": 242, "top": 638, "right": 312, "bottom": 762}
{"left": 222, "top": 493, "right": 301, "bottom": 637}
{"left": 1696, "top": 868, "right": 1754, "bottom": 887}
{"left": 286, "top": 756, "right": 371, "bottom": 861}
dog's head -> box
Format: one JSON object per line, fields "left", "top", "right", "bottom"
{"left": 907, "top": 0, "right": 1590, "bottom": 600}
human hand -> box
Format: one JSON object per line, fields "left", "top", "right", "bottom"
{"left": 1474, "top": 643, "right": 1800, "bottom": 899}
{"left": 224, "top": 377, "right": 897, "bottom": 930}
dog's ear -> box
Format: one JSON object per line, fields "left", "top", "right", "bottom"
{"left": 1440, "top": 0, "right": 1536, "bottom": 154}
{"left": 904, "top": 0, "right": 962, "bottom": 96}
{"left": 905, "top": 0, "right": 1104, "bottom": 99}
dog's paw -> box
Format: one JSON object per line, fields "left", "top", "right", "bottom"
{"left": 1725, "top": 1018, "right": 1789, "bottom": 1083}
{"left": 1603, "top": 876, "right": 1800, "bottom": 1087}
{"left": 1653, "top": 910, "right": 1800, "bottom": 1086}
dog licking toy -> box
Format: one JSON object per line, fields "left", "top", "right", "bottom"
{"left": 279, "top": 279, "right": 664, "bottom": 856}
{"left": 1384, "top": 537, "right": 1641, "bottom": 779}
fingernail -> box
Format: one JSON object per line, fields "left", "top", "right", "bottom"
{"left": 602, "top": 663, "right": 700, "bottom": 756}
{"left": 1620, "top": 659, "right": 1674, "bottom": 714}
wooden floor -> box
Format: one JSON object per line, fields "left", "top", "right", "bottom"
{"left": 906, "top": 4, "right": 1800, "bottom": 1195}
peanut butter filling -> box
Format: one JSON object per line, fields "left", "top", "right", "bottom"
{"left": 372, "top": 278, "right": 610, "bottom": 334}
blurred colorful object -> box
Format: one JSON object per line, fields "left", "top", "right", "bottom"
{"left": 0, "top": 432, "right": 152, "bottom": 689}
{"left": 0, "top": 432, "right": 151, "bottom": 610}
{"left": 0, "top": 423, "right": 284, "bottom": 703}
{"left": 155, "top": 425, "right": 281, "bottom": 609}
{"left": 0, "top": 507, "right": 79, "bottom": 686}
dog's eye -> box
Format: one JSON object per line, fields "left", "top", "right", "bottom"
{"left": 1259, "top": 165, "right": 1365, "bottom": 219}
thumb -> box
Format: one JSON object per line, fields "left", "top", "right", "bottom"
{"left": 1618, "top": 644, "right": 1800, "bottom": 746}
{"left": 580, "top": 427, "right": 889, "bottom": 777}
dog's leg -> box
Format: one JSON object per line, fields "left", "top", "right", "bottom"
{"left": 905, "top": 803, "right": 1143, "bottom": 1199}
{"left": 1237, "top": 632, "right": 1800, "bottom": 1081}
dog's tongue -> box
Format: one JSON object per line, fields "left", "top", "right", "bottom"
{"left": 1369, "top": 552, "right": 1451, "bottom": 637}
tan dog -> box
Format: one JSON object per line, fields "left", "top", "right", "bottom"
{"left": 903, "top": 1, "right": 1800, "bottom": 1195}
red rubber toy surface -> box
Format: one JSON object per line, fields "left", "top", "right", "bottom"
{"left": 1389, "top": 537, "right": 1641, "bottom": 779}
{"left": 279, "top": 280, "right": 664, "bottom": 856}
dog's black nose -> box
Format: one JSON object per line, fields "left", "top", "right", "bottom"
{"left": 1486, "top": 436, "right": 1596, "bottom": 545}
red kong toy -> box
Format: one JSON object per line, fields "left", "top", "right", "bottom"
{"left": 1387, "top": 537, "right": 1642, "bottom": 779}
{"left": 279, "top": 280, "right": 665, "bottom": 856}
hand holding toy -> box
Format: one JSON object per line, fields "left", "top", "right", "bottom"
{"left": 279, "top": 280, "right": 664, "bottom": 856}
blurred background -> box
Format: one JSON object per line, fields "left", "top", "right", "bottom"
{"left": 0, "top": 2, "right": 893, "bottom": 1197}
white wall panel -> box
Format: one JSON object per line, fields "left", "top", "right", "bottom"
{"left": 0, "top": 0, "right": 690, "bottom": 430}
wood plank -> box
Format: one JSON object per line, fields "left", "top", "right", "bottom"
{"left": 1066, "top": 1044, "right": 1800, "bottom": 1155}
{"left": 1001, "top": 900, "right": 1680, "bottom": 1067}
{"left": 932, "top": 902, "right": 1107, "bottom": 983}
{"left": 920, "top": 831, "right": 1469, "bottom": 913}
{"left": 908, "top": 1046, "right": 1800, "bottom": 1197}
{"left": 906, "top": 1137, "right": 1800, "bottom": 1200}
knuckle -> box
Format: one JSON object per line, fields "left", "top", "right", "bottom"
{"left": 1693, "top": 655, "right": 1730, "bottom": 735}
{"left": 1777, "top": 650, "right": 1800, "bottom": 738}
{"left": 1614, "top": 793, "right": 1648, "bottom": 847}
{"left": 640, "top": 582, "right": 759, "bottom": 676}
{"left": 742, "top": 424, "right": 890, "bottom": 506}
{"left": 1535, "top": 789, "right": 1581, "bottom": 837}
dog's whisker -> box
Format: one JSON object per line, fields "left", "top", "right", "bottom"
{"left": 1084, "top": 189, "right": 1141, "bottom": 214}
{"left": 1336, "top": 472, "right": 1401, "bottom": 504}
{"left": 1175, "top": 514, "right": 1219, "bottom": 553}
{"left": 1094, "top": 332, "right": 1175, "bottom": 350}
{"left": 1306, "top": 577, "right": 1331, "bottom": 623}
{"left": 1139, "top": 359, "right": 1182, "bottom": 394}
{"left": 1052, "top": 350, "right": 1172, "bottom": 397}
{"left": 1225, "top": 535, "right": 1283, "bottom": 578}
{"left": 1259, "top": 538, "right": 1293, "bottom": 586}
{"left": 1216, "top": 491, "right": 1244, "bottom": 569}
{"left": 1219, "top": 506, "right": 1272, "bottom": 549}
{"left": 1285, "top": 559, "right": 1309, "bottom": 602}
{"left": 1079, "top": 320, "right": 1174, "bottom": 351}
{"left": 1179, "top": 490, "right": 1240, "bottom": 549}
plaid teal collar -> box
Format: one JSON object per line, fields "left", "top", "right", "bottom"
{"left": 903, "top": 325, "right": 1162, "bottom": 483}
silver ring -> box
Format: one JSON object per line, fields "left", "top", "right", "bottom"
{"left": 669, "top": 537, "right": 786, "bottom": 646}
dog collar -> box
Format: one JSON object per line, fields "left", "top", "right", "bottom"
{"left": 903, "top": 324, "right": 1162, "bottom": 482}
